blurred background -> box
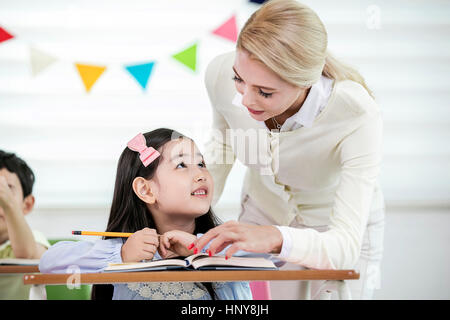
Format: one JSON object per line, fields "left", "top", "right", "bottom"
{"left": 0, "top": 0, "right": 449, "bottom": 299}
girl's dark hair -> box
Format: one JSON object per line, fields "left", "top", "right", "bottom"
{"left": 0, "top": 150, "right": 35, "bottom": 198}
{"left": 91, "top": 128, "right": 221, "bottom": 300}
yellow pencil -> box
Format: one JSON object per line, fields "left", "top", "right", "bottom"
{"left": 72, "top": 231, "right": 133, "bottom": 237}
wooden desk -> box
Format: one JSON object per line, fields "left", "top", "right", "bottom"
{"left": 0, "top": 265, "right": 39, "bottom": 274}
{"left": 23, "top": 269, "right": 359, "bottom": 300}
{"left": 23, "top": 269, "right": 359, "bottom": 285}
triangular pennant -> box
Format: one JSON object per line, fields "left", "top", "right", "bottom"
{"left": 124, "top": 62, "right": 155, "bottom": 90}
{"left": 0, "top": 27, "right": 14, "bottom": 44}
{"left": 75, "top": 63, "right": 107, "bottom": 93}
{"left": 172, "top": 43, "right": 198, "bottom": 72}
{"left": 212, "top": 15, "right": 238, "bottom": 43}
{"left": 29, "top": 46, "right": 58, "bottom": 76}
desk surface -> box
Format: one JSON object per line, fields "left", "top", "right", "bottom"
{"left": 0, "top": 265, "right": 39, "bottom": 274}
{"left": 23, "top": 269, "right": 359, "bottom": 285}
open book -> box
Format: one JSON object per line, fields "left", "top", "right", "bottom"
{"left": 104, "top": 253, "right": 277, "bottom": 272}
{"left": 0, "top": 258, "right": 40, "bottom": 266}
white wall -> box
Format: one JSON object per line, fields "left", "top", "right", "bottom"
{"left": 374, "top": 208, "right": 450, "bottom": 300}
{"left": 0, "top": 0, "right": 449, "bottom": 299}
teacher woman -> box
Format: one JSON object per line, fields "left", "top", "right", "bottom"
{"left": 195, "top": 0, "right": 384, "bottom": 300}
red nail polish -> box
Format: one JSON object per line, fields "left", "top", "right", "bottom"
{"left": 193, "top": 248, "right": 198, "bottom": 254}
{"left": 188, "top": 243, "right": 194, "bottom": 250}
{"left": 208, "top": 250, "right": 212, "bottom": 257}
{"left": 225, "top": 256, "right": 228, "bottom": 260}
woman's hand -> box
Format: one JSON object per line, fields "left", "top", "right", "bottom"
{"left": 121, "top": 227, "right": 159, "bottom": 262}
{"left": 191, "top": 221, "right": 283, "bottom": 259}
{"left": 158, "top": 230, "right": 197, "bottom": 259}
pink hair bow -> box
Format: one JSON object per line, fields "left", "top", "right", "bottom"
{"left": 127, "top": 133, "right": 160, "bottom": 167}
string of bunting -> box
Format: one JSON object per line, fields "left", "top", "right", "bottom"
{"left": 0, "top": 14, "right": 238, "bottom": 93}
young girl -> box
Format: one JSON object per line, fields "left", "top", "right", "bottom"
{"left": 39, "top": 128, "right": 252, "bottom": 300}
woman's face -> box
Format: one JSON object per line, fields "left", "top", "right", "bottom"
{"left": 233, "top": 49, "right": 308, "bottom": 121}
{"left": 148, "top": 138, "right": 214, "bottom": 218}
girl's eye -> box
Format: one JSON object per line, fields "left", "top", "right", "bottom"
{"left": 176, "top": 162, "right": 186, "bottom": 169}
{"left": 176, "top": 162, "right": 206, "bottom": 169}
{"left": 259, "top": 89, "right": 273, "bottom": 98}
{"left": 232, "top": 75, "right": 243, "bottom": 83}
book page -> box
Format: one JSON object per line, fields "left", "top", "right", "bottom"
{"left": 190, "top": 256, "right": 276, "bottom": 270}
{"left": 105, "top": 258, "right": 187, "bottom": 271}
{"left": 184, "top": 253, "right": 209, "bottom": 265}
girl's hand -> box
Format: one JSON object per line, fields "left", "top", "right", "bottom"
{"left": 191, "top": 221, "right": 283, "bottom": 259}
{"left": 158, "top": 230, "right": 197, "bottom": 259}
{"left": 121, "top": 227, "right": 159, "bottom": 262}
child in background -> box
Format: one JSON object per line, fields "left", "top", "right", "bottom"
{"left": 39, "top": 128, "right": 253, "bottom": 300}
{"left": 0, "top": 150, "right": 50, "bottom": 299}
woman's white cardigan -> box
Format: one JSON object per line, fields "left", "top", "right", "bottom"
{"left": 203, "top": 51, "right": 385, "bottom": 270}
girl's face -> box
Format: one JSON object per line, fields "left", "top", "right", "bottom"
{"left": 233, "top": 49, "right": 308, "bottom": 121}
{"left": 147, "top": 138, "right": 214, "bottom": 218}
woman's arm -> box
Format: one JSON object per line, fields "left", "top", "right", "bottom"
{"left": 282, "top": 112, "right": 383, "bottom": 269}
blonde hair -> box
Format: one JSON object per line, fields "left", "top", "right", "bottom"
{"left": 237, "top": 0, "right": 374, "bottom": 98}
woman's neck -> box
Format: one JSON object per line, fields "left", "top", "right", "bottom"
{"left": 269, "top": 87, "right": 311, "bottom": 127}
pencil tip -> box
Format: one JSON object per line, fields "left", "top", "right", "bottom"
{"left": 72, "top": 231, "right": 81, "bottom": 235}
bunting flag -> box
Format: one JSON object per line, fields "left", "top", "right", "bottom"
{"left": 0, "top": 27, "right": 14, "bottom": 44}
{"left": 29, "top": 47, "right": 58, "bottom": 76}
{"left": 124, "top": 61, "right": 155, "bottom": 90}
{"left": 75, "top": 63, "right": 107, "bottom": 93}
{"left": 212, "top": 15, "right": 238, "bottom": 43}
{"left": 172, "top": 43, "right": 198, "bottom": 72}
{"left": 2, "top": 13, "right": 237, "bottom": 92}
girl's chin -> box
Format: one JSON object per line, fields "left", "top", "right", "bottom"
{"left": 195, "top": 203, "right": 212, "bottom": 213}
{"left": 191, "top": 204, "right": 212, "bottom": 215}
{"left": 176, "top": 203, "right": 211, "bottom": 216}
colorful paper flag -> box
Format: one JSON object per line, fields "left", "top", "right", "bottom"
{"left": 172, "top": 43, "right": 198, "bottom": 72}
{"left": 29, "top": 46, "right": 58, "bottom": 76}
{"left": 124, "top": 62, "right": 155, "bottom": 90}
{"left": 75, "top": 63, "right": 106, "bottom": 93}
{"left": 212, "top": 15, "right": 238, "bottom": 43}
{"left": 0, "top": 27, "right": 14, "bottom": 44}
